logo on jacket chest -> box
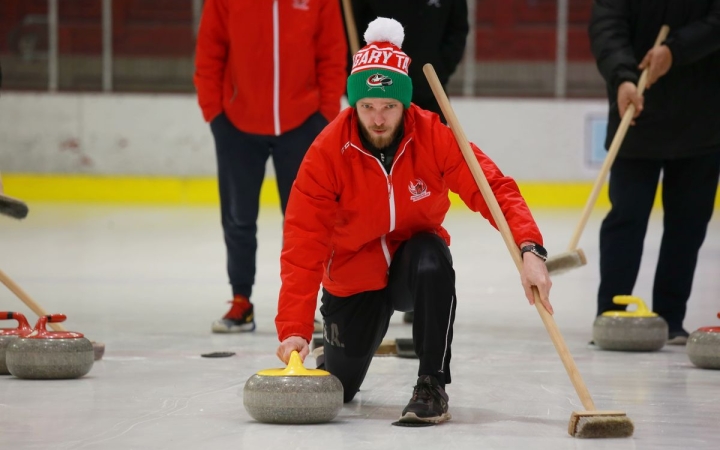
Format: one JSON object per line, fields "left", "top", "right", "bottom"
{"left": 293, "top": 0, "right": 310, "bottom": 11}
{"left": 408, "top": 179, "right": 431, "bottom": 202}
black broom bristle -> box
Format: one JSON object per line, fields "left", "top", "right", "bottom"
{"left": 0, "top": 194, "right": 29, "bottom": 219}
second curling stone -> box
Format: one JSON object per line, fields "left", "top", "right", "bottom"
{"left": 687, "top": 313, "right": 720, "bottom": 370}
{"left": 0, "top": 312, "right": 33, "bottom": 375}
{"left": 593, "top": 296, "right": 667, "bottom": 352}
{"left": 6, "top": 314, "right": 94, "bottom": 379}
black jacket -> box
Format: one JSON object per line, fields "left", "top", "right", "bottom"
{"left": 352, "top": 0, "right": 468, "bottom": 114}
{"left": 589, "top": 0, "right": 720, "bottom": 159}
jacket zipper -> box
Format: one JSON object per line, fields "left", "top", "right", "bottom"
{"left": 326, "top": 247, "right": 335, "bottom": 281}
{"left": 272, "top": 0, "right": 281, "bottom": 136}
{"left": 349, "top": 137, "right": 413, "bottom": 267}
{"left": 230, "top": 83, "right": 237, "bottom": 104}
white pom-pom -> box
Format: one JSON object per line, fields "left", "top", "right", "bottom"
{"left": 363, "top": 17, "right": 404, "bottom": 47}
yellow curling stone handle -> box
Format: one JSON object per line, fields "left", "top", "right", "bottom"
{"left": 257, "top": 350, "right": 331, "bottom": 377}
{"left": 602, "top": 295, "right": 658, "bottom": 318}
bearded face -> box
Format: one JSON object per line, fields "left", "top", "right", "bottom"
{"left": 356, "top": 98, "right": 404, "bottom": 149}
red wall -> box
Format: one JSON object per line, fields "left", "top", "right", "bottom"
{"left": 0, "top": 0, "right": 194, "bottom": 56}
{"left": 0, "top": 0, "right": 595, "bottom": 61}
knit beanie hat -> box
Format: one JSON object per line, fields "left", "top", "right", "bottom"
{"left": 347, "top": 18, "right": 413, "bottom": 108}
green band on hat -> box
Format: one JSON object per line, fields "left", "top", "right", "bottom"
{"left": 347, "top": 69, "right": 413, "bottom": 108}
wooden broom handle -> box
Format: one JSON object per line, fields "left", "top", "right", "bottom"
{"left": 341, "top": 0, "right": 360, "bottom": 55}
{"left": 567, "top": 25, "right": 670, "bottom": 251}
{"left": 0, "top": 269, "right": 67, "bottom": 332}
{"left": 423, "top": 63, "right": 597, "bottom": 411}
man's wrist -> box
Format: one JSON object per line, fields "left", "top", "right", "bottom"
{"left": 520, "top": 242, "right": 548, "bottom": 261}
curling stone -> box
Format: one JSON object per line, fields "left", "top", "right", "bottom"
{"left": 593, "top": 296, "right": 668, "bottom": 352}
{"left": 6, "top": 314, "right": 94, "bottom": 379}
{"left": 687, "top": 313, "right": 720, "bottom": 370}
{"left": 0, "top": 312, "right": 33, "bottom": 375}
{"left": 243, "top": 350, "right": 343, "bottom": 424}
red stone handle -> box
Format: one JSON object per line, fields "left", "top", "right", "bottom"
{"left": 28, "top": 314, "right": 83, "bottom": 339}
{"left": 0, "top": 311, "right": 32, "bottom": 332}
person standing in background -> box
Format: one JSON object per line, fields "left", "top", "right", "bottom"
{"left": 351, "top": 0, "right": 469, "bottom": 124}
{"left": 589, "top": 0, "right": 720, "bottom": 344}
{"left": 351, "top": 0, "right": 469, "bottom": 324}
{"left": 194, "top": 0, "right": 347, "bottom": 333}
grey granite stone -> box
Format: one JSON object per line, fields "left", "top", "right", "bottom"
{"left": 687, "top": 330, "right": 720, "bottom": 370}
{"left": 0, "top": 335, "right": 19, "bottom": 375}
{"left": 6, "top": 337, "right": 94, "bottom": 379}
{"left": 593, "top": 316, "right": 668, "bottom": 352}
{"left": 243, "top": 374, "right": 343, "bottom": 424}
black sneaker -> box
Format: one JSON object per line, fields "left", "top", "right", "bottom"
{"left": 211, "top": 296, "right": 256, "bottom": 333}
{"left": 399, "top": 375, "right": 451, "bottom": 424}
{"left": 667, "top": 329, "right": 689, "bottom": 345}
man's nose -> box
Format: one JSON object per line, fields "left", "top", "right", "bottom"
{"left": 373, "top": 113, "right": 385, "bottom": 126}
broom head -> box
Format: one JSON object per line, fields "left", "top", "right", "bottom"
{"left": 546, "top": 248, "right": 586, "bottom": 275}
{"left": 0, "top": 193, "right": 29, "bottom": 219}
{"left": 569, "top": 410, "right": 634, "bottom": 438}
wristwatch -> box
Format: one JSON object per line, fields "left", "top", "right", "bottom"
{"left": 520, "top": 243, "right": 548, "bottom": 261}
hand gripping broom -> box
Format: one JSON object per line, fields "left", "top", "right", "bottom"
{"left": 545, "top": 25, "right": 670, "bottom": 275}
{"left": 423, "top": 64, "right": 634, "bottom": 438}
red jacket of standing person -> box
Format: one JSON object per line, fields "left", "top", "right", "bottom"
{"left": 276, "top": 105, "right": 544, "bottom": 342}
{"left": 194, "top": 0, "right": 348, "bottom": 135}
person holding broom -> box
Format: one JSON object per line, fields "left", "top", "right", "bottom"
{"left": 589, "top": 0, "right": 720, "bottom": 344}
{"left": 274, "top": 18, "right": 552, "bottom": 425}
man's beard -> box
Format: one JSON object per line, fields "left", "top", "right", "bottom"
{"left": 360, "top": 123, "right": 400, "bottom": 150}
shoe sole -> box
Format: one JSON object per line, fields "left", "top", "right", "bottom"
{"left": 211, "top": 322, "right": 256, "bottom": 333}
{"left": 667, "top": 336, "right": 688, "bottom": 345}
{"left": 398, "top": 411, "right": 451, "bottom": 424}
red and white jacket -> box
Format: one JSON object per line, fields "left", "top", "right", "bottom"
{"left": 276, "top": 105, "right": 544, "bottom": 342}
{"left": 194, "top": 0, "right": 347, "bottom": 135}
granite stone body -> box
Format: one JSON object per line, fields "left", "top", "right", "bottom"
{"left": 687, "top": 329, "right": 720, "bottom": 369}
{"left": 6, "top": 337, "right": 94, "bottom": 379}
{"left": 243, "top": 374, "right": 343, "bottom": 424}
{"left": 593, "top": 316, "right": 668, "bottom": 351}
{"left": 0, "top": 335, "right": 18, "bottom": 375}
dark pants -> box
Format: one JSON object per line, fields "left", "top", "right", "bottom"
{"left": 210, "top": 112, "right": 328, "bottom": 298}
{"left": 320, "top": 233, "right": 457, "bottom": 403}
{"left": 598, "top": 152, "right": 720, "bottom": 332}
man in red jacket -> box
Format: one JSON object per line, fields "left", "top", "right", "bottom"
{"left": 194, "top": 0, "right": 347, "bottom": 333}
{"left": 275, "top": 18, "right": 552, "bottom": 424}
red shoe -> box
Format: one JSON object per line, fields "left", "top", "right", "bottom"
{"left": 211, "top": 295, "right": 256, "bottom": 333}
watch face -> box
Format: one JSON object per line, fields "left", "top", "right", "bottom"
{"left": 535, "top": 245, "right": 548, "bottom": 257}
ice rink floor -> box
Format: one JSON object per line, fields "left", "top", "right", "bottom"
{"left": 1, "top": 204, "right": 718, "bottom": 450}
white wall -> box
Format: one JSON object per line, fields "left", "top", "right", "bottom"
{"left": 0, "top": 93, "right": 609, "bottom": 180}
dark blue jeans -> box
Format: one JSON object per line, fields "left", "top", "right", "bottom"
{"left": 210, "top": 112, "right": 328, "bottom": 298}
{"left": 598, "top": 152, "right": 720, "bottom": 332}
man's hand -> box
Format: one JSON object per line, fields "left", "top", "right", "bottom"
{"left": 276, "top": 336, "right": 310, "bottom": 364}
{"left": 639, "top": 45, "right": 673, "bottom": 89}
{"left": 521, "top": 252, "right": 553, "bottom": 314}
{"left": 617, "top": 81, "right": 644, "bottom": 124}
